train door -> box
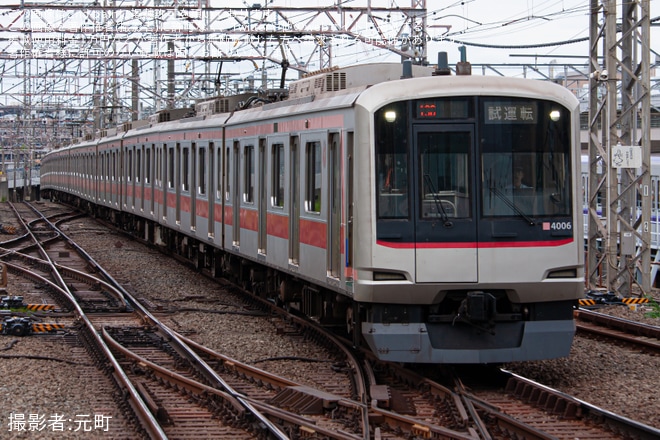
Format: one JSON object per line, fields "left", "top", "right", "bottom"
{"left": 176, "top": 143, "right": 182, "bottom": 225}
{"left": 126, "top": 146, "right": 133, "bottom": 209}
{"left": 137, "top": 145, "right": 143, "bottom": 211}
{"left": 148, "top": 144, "right": 155, "bottom": 216}
{"left": 258, "top": 139, "right": 267, "bottom": 254}
{"left": 412, "top": 124, "right": 477, "bottom": 283}
{"left": 346, "top": 132, "right": 354, "bottom": 284}
{"left": 289, "top": 135, "right": 300, "bottom": 265}
{"left": 111, "top": 151, "right": 117, "bottom": 208}
{"left": 190, "top": 143, "right": 197, "bottom": 231}
{"left": 162, "top": 144, "right": 174, "bottom": 222}
{"left": 328, "top": 132, "right": 341, "bottom": 279}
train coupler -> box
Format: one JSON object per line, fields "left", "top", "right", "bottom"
{"left": 459, "top": 291, "right": 496, "bottom": 322}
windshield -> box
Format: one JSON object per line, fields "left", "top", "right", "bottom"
{"left": 480, "top": 99, "right": 572, "bottom": 218}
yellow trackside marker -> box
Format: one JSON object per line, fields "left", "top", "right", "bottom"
{"left": 621, "top": 297, "right": 649, "bottom": 304}
{"left": 578, "top": 299, "right": 596, "bottom": 306}
{"left": 26, "top": 304, "right": 56, "bottom": 311}
{"left": 31, "top": 323, "right": 65, "bottom": 333}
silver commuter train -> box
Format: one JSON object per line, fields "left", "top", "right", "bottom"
{"left": 41, "top": 61, "right": 584, "bottom": 364}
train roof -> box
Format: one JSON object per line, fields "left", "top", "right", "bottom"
{"left": 287, "top": 63, "right": 436, "bottom": 99}
{"left": 45, "top": 61, "right": 585, "bottom": 156}
{"left": 356, "top": 73, "right": 581, "bottom": 114}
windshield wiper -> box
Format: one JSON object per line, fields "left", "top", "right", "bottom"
{"left": 423, "top": 174, "right": 453, "bottom": 228}
{"left": 489, "top": 187, "right": 536, "bottom": 225}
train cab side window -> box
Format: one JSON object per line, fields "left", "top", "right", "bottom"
{"left": 272, "top": 143, "right": 285, "bottom": 208}
{"left": 305, "top": 141, "right": 322, "bottom": 213}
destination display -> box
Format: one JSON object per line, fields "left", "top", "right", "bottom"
{"left": 484, "top": 101, "right": 537, "bottom": 124}
{"left": 415, "top": 99, "right": 471, "bottom": 119}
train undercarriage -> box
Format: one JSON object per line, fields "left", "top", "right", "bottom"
{"left": 47, "top": 190, "right": 360, "bottom": 343}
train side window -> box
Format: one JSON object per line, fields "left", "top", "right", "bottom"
{"left": 168, "top": 148, "right": 175, "bottom": 189}
{"left": 136, "top": 147, "right": 141, "bottom": 183}
{"left": 305, "top": 141, "right": 322, "bottom": 213}
{"left": 216, "top": 146, "right": 222, "bottom": 200}
{"left": 127, "top": 149, "right": 133, "bottom": 182}
{"left": 244, "top": 145, "right": 255, "bottom": 203}
{"left": 226, "top": 145, "right": 232, "bottom": 201}
{"left": 272, "top": 143, "right": 284, "bottom": 208}
{"left": 155, "top": 146, "right": 162, "bottom": 186}
{"left": 198, "top": 146, "right": 206, "bottom": 195}
{"left": 182, "top": 146, "right": 190, "bottom": 192}
{"left": 145, "top": 146, "right": 151, "bottom": 184}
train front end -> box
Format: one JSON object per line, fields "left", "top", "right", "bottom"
{"left": 353, "top": 74, "right": 584, "bottom": 364}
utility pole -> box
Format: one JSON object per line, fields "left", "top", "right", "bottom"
{"left": 587, "top": 0, "right": 652, "bottom": 295}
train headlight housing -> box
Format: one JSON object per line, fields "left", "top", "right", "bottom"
{"left": 384, "top": 111, "right": 397, "bottom": 123}
{"left": 549, "top": 110, "right": 561, "bottom": 122}
{"left": 373, "top": 271, "right": 406, "bottom": 281}
{"left": 547, "top": 268, "right": 577, "bottom": 278}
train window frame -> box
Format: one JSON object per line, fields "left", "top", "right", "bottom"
{"left": 271, "top": 143, "right": 285, "bottom": 208}
{"left": 136, "top": 146, "right": 142, "bottom": 184}
{"left": 167, "top": 147, "right": 175, "bottom": 189}
{"left": 198, "top": 144, "right": 206, "bottom": 196}
{"left": 243, "top": 144, "right": 255, "bottom": 204}
{"left": 127, "top": 148, "right": 133, "bottom": 183}
{"left": 226, "top": 144, "right": 233, "bottom": 202}
{"left": 305, "top": 140, "right": 322, "bottom": 214}
{"left": 216, "top": 145, "right": 222, "bottom": 200}
{"left": 145, "top": 145, "right": 152, "bottom": 185}
{"left": 182, "top": 145, "right": 190, "bottom": 192}
{"left": 155, "top": 145, "right": 162, "bottom": 187}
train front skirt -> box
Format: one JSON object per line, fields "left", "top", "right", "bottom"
{"left": 362, "top": 319, "right": 576, "bottom": 364}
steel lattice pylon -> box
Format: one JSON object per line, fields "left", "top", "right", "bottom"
{"left": 587, "top": 0, "right": 652, "bottom": 295}
{"left": 0, "top": 1, "right": 427, "bottom": 146}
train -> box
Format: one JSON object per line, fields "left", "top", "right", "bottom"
{"left": 580, "top": 154, "right": 660, "bottom": 287}
{"left": 40, "top": 58, "right": 585, "bottom": 364}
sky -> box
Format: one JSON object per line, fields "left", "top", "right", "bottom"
{"left": 0, "top": 0, "right": 657, "bottom": 110}
{"left": 426, "top": 0, "right": 657, "bottom": 70}
{"left": 328, "top": 0, "right": 658, "bottom": 77}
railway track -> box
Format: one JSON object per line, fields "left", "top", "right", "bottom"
{"left": 575, "top": 308, "right": 660, "bottom": 353}
{"left": 3, "top": 201, "right": 659, "bottom": 439}
{"left": 2, "top": 202, "right": 368, "bottom": 438}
